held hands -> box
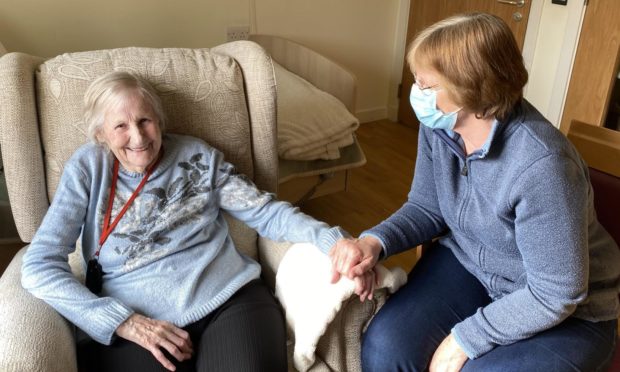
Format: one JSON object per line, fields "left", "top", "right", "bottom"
{"left": 116, "top": 313, "right": 193, "bottom": 371}
{"left": 329, "top": 236, "right": 383, "bottom": 301}
{"left": 429, "top": 333, "right": 468, "bottom": 372}
{"left": 353, "top": 267, "right": 378, "bottom": 302}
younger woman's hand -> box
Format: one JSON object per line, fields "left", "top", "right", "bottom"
{"left": 429, "top": 333, "right": 468, "bottom": 372}
{"left": 115, "top": 313, "right": 193, "bottom": 371}
{"left": 329, "top": 236, "right": 383, "bottom": 283}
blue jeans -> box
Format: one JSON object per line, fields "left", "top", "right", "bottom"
{"left": 362, "top": 245, "right": 617, "bottom": 372}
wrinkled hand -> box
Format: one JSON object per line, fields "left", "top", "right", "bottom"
{"left": 353, "top": 267, "right": 378, "bottom": 302}
{"left": 429, "top": 333, "right": 468, "bottom": 372}
{"left": 329, "top": 236, "right": 382, "bottom": 284}
{"left": 116, "top": 313, "right": 193, "bottom": 371}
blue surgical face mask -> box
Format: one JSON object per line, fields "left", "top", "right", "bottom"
{"left": 409, "top": 83, "right": 461, "bottom": 131}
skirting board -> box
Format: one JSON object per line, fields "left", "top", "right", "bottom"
{"left": 356, "top": 107, "right": 387, "bottom": 123}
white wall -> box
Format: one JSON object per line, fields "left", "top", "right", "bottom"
{"left": 254, "top": 0, "right": 401, "bottom": 123}
{"left": 0, "top": 0, "right": 250, "bottom": 56}
{"left": 1, "top": 0, "right": 402, "bottom": 123}
{"left": 0, "top": 1, "right": 586, "bottom": 126}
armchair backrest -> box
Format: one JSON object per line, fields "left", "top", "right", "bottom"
{"left": 0, "top": 42, "right": 278, "bottom": 259}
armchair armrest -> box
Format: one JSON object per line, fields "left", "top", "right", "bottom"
{"left": 257, "top": 236, "right": 292, "bottom": 290}
{"left": 0, "top": 246, "right": 77, "bottom": 372}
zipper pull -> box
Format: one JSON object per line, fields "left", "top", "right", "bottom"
{"left": 461, "top": 163, "right": 468, "bottom": 176}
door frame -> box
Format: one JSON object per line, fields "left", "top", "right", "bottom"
{"left": 544, "top": 1, "right": 588, "bottom": 129}
{"left": 388, "top": 0, "right": 586, "bottom": 128}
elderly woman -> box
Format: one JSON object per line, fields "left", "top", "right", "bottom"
{"left": 21, "top": 71, "right": 364, "bottom": 372}
{"left": 329, "top": 13, "right": 620, "bottom": 372}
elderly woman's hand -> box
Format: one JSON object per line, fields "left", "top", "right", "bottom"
{"left": 116, "top": 313, "right": 193, "bottom": 371}
{"left": 353, "top": 267, "right": 378, "bottom": 302}
{"left": 329, "top": 236, "right": 382, "bottom": 284}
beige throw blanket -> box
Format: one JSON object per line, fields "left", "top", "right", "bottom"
{"left": 276, "top": 243, "right": 407, "bottom": 371}
{"left": 274, "top": 62, "right": 359, "bottom": 161}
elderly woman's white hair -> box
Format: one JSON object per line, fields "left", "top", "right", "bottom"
{"left": 83, "top": 71, "right": 166, "bottom": 144}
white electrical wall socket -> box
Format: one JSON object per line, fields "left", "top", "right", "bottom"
{"left": 226, "top": 26, "right": 250, "bottom": 42}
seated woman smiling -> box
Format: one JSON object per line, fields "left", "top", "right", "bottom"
{"left": 21, "top": 71, "right": 373, "bottom": 372}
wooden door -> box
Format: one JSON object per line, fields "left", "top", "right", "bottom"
{"left": 560, "top": 0, "right": 620, "bottom": 133}
{"left": 398, "top": 0, "right": 532, "bottom": 127}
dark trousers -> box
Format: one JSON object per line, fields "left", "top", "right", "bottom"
{"left": 77, "top": 278, "right": 287, "bottom": 372}
{"left": 362, "top": 245, "right": 617, "bottom": 372}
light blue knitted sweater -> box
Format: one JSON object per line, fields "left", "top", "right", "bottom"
{"left": 362, "top": 100, "right": 620, "bottom": 359}
{"left": 22, "top": 134, "right": 347, "bottom": 345}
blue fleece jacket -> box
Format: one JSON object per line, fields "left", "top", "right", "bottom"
{"left": 362, "top": 100, "right": 620, "bottom": 359}
{"left": 22, "top": 134, "right": 347, "bottom": 345}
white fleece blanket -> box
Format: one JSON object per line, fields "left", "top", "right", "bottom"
{"left": 274, "top": 61, "right": 360, "bottom": 161}
{"left": 276, "top": 243, "right": 407, "bottom": 371}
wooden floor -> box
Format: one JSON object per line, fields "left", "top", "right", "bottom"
{"left": 299, "top": 119, "right": 420, "bottom": 272}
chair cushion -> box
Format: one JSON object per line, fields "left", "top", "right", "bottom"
{"left": 611, "top": 344, "right": 620, "bottom": 372}
{"left": 589, "top": 167, "right": 620, "bottom": 246}
{"left": 588, "top": 170, "right": 620, "bottom": 372}
{"left": 36, "top": 47, "right": 253, "bottom": 199}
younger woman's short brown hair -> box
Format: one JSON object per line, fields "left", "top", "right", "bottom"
{"left": 407, "top": 12, "right": 528, "bottom": 121}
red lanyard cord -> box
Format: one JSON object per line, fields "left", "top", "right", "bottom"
{"left": 95, "top": 154, "right": 162, "bottom": 257}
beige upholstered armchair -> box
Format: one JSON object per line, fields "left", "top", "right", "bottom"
{"left": 0, "top": 42, "right": 386, "bottom": 371}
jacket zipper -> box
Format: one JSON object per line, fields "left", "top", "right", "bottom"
{"left": 435, "top": 130, "right": 471, "bottom": 230}
{"left": 460, "top": 163, "right": 468, "bottom": 176}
